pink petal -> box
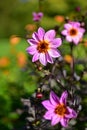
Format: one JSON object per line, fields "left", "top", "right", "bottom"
{"left": 64, "top": 23, "right": 72, "bottom": 30}
{"left": 72, "top": 37, "right": 80, "bottom": 45}
{"left": 39, "top": 53, "right": 47, "bottom": 66}
{"left": 32, "top": 32, "right": 40, "bottom": 42}
{"left": 46, "top": 53, "right": 53, "bottom": 64}
{"left": 48, "top": 48, "right": 60, "bottom": 58}
{"left": 27, "top": 39, "right": 38, "bottom": 45}
{"left": 32, "top": 52, "right": 39, "bottom": 62}
{"left": 32, "top": 12, "right": 37, "bottom": 17}
{"left": 26, "top": 45, "right": 37, "bottom": 55}
{"left": 50, "top": 91, "right": 59, "bottom": 106}
{"left": 78, "top": 32, "right": 83, "bottom": 38}
{"left": 72, "top": 22, "right": 80, "bottom": 27}
{"left": 60, "top": 91, "right": 68, "bottom": 104}
{"left": 66, "top": 107, "right": 77, "bottom": 118}
{"left": 38, "top": 27, "right": 45, "bottom": 41}
{"left": 79, "top": 28, "right": 85, "bottom": 33}
{"left": 44, "top": 30, "right": 56, "bottom": 41}
{"left": 51, "top": 114, "right": 60, "bottom": 126}
{"left": 65, "top": 114, "right": 72, "bottom": 119}
{"left": 50, "top": 38, "right": 62, "bottom": 48}
{"left": 60, "top": 117, "right": 69, "bottom": 127}
{"left": 38, "top": 12, "right": 43, "bottom": 17}
{"left": 66, "top": 36, "right": 72, "bottom": 42}
{"left": 42, "top": 100, "right": 55, "bottom": 110}
{"left": 61, "top": 30, "right": 68, "bottom": 36}
{"left": 43, "top": 110, "right": 54, "bottom": 120}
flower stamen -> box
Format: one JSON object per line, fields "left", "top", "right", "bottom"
{"left": 69, "top": 28, "right": 78, "bottom": 36}
{"left": 54, "top": 104, "right": 67, "bottom": 116}
{"left": 37, "top": 41, "right": 49, "bottom": 53}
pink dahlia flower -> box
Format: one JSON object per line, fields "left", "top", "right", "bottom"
{"left": 42, "top": 91, "right": 77, "bottom": 127}
{"left": 61, "top": 21, "right": 85, "bottom": 45}
{"left": 26, "top": 27, "right": 62, "bottom": 66}
{"left": 32, "top": 12, "right": 43, "bottom": 22}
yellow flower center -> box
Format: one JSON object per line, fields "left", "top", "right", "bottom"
{"left": 37, "top": 41, "right": 49, "bottom": 53}
{"left": 69, "top": 28, "right": 78, "bottom": 36}
{"left": 54, "top": 104, "right": 67, "bottom": 116}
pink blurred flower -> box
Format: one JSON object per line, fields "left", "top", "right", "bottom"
{"left": 61, "top": 21, "right": 85, "bottom": 45}
{"left": 42, "top": 91, "right": 77, "bottom": 127}
{"left": 32, "top": 12, "right": 43, "bottom": 22}
{"left": 26, "top": 27, "right": 62, "bottom": 66}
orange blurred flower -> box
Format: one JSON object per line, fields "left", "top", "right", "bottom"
{"left": 25, "top": 24, "right": 36, "bottom": 31}
{"left": 10, "top": 35, "right": 21, "bottom": 45}
{"left": 84, "top": 40, "right": 87, "bottom": 47}
{"left": 3, "top": 70, "right": 9, "bottom": 76}
{"left": 54, "top": 15, "right": 64, "bottom": 23}
{"left": 64, "top": 55, "right": 73, "bottom": 64}
{"left": 0, "top": 57, "right": 10, "bottom": 68}
{"left": 17, "top": 52, "right": 27, "bottom": 68}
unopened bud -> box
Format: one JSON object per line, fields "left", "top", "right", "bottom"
{"left": 38, "top": 66, "right": 42, "bottom": 71}
{"left": 65, "top": 16, "right": 70, "bottom": 23}
{"left": 36, "top": 93, "right": 43, "bottom": 99}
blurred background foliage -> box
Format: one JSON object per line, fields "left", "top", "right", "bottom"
{"left": 0, "top": 0, "right": 87, "bottom": 38}
{"left": 0, "top": 0, "right": 87, "bottom": 129}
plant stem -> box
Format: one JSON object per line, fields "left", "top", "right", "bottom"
{"left": 38, "top": 0, "right": 42, "bottom": 12}
{"left": 70, "top": 43, "right": 74, "bottom": 79}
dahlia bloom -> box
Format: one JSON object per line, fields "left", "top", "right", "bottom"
{"left": 32, "top": 12, "right": 43, "bottom": 22}
{"left": 61, "top": 21, "right": 85, "bottom": 45}
{"left": 26, "top": 27, "right": 62, "bottom": 66}
{"left": 42, "top": 91, "right": 77, "bottom": 127}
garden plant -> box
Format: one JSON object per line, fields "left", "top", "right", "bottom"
{"left": 20, "top": 0, "right": 87, "bottom": 130}
{"left": 0, "top": 0, "right": 87, "bottom": 130}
